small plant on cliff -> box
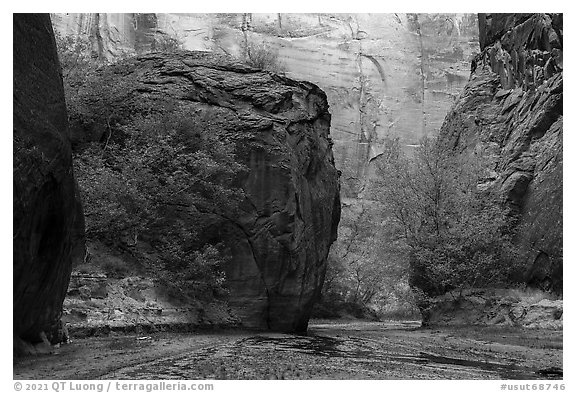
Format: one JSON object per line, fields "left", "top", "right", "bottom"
{"left": 241, "top": 40, "right": 285, "bottom": 74}
{"left": 372, "top": 136, "right": 522, "bottom": 300}
{"left": 151, "top": 34, "right": 183, "bottom": 53}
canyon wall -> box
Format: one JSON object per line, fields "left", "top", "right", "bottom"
{"left": 51, "top": 13, "right": 479, "bottom": 197}
{"left": 51, "top": 12, "right": 480, "bottom": 318}
{"left": 13, "top": 14, "right": 85, "bottom": 346}
{"left": 438, "top": 13, "right": 563, "bottom": 293}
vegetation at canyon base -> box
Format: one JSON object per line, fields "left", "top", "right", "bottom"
{"left": 56, "top": 33, "right": 245, "bottom": 303}
{"left": 315, "top": 137, "right": 524, "bottom": 319}
{"left": 376, "top": 138, "right": 523, "bottom": 309}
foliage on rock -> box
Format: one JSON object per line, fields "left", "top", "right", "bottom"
{"left": 57, "top": 36, "right": 245, "bottom": 301}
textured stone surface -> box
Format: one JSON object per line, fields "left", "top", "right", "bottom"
{"left": 438, "top": 14, "right": 562, "bottom": 293}
{"left": 13, "top": 14, "right": 85, "bottom": 344}
{"left": 63, "top": 272, "right": 240, "bottom": 336}
{"left": 426, "top": 289, "right": 562, "bottom": 330}
{"left": 70, "top": 51, "right": 341, "bottom": 332}
{"left": 52, "top": 14, "right": 477, "bottom": 317}
{"left": 51, "top": 13, "right": 478, "bottom": 197}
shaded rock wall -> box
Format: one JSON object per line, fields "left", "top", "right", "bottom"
{"left": 438, "top": 13, "right": 562, "bottom": 293}
{"left": 13, "top": 14, "right": 85, "bottom": 344}
{"left": 70, "top": 51, "right": 340, "bottom": 332}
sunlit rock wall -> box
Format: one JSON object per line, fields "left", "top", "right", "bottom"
{"left": 52, "top": 13, "right": 479, "bottom": 197}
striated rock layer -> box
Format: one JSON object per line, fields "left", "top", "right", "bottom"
{"left": 426, "top": 289, "right": 562, "bottom": 330}
{"left": 71, "top": 51, "right": 341, "bottom": 332}
{"left": 51, "top": 13, "right": 478, "bottom": 197}
{"left": 13, "top": 14, "right": 85, "bottom": 345}
{"left": 438, "top": 13, "right": 562, "bottom": 293}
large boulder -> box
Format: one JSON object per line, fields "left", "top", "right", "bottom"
{"left": 437, "top": 13, "right": 562, "bottom": 293}
{"left": 13, "top": 14, "right": 85, "bottom": 345}
{"left": 71, "top": 51, "right": 341, "bottom": 332}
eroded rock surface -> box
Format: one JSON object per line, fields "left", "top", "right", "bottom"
{"left": 437, "top": 13, "right": 562, "bottom": 293}
{"left": 13, "top": 14, "right": 85, "bottom": 346}
{"left": 426, "top": 289, "right": 562, "bottom": 330}
{"left": 63, "top": 272, "right": 240, "bottom": 336}
{"left": 51, "top": 13, "right": 479, "bottom": 197}
{"left": 70, "top": 51, "right": 341, "bottom": 332}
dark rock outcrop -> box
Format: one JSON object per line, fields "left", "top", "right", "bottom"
{"left": 13, "top": 14, "right": 85, "bottom": 346}
{"left": 438, "top": 14, "right": 562, "bottom": 293}
{"left": 72, "top": 51, "right": 341, "bottom": 332}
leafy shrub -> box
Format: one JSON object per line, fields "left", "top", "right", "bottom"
{"left": 55, "top": 32, "right": 99, "bottom": 121}
{"left": 72, "top": 106, "right": 245, "bottom": 298}
{"left": 151, "top": 34, "right": 183, "bottom": 52}
{"left": 373, "top": 136, "right": 523, "bottom": 299}
{"left": 158, "top": 244, "right": 230, "bottom": 302}
{"left": 57, "top": 35, "right": 246, "bottom": 302}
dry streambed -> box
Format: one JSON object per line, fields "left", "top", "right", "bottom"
{"left": 14, "top": 321, "right": 562, "bottom": 380}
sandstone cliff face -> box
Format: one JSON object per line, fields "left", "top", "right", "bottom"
{"left": 71, "top": 51, "right": 341, "bottom": 332}
{"left": 13, "top": 14, "right": 85, "bottom": 344}
{"left": 52, "top": 14, "right": 477, "bottom": 316}
{"left": 51, "top": 13, "right": 478, "bottom": 197}
{"left": 438, "top": 14, "right": 562, "bottom": 293}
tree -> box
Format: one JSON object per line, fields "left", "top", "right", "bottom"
{"left": 372, "top": 136, "right": 522, "bottom": 302}
{"left": 315, "top": 197, "right": 414, "bottom": 320}
{"left": 54, "top": 32, "right": 99, "bottom": 122}
{"left": 73, "top": 104, "right": 246, "bottom": 300}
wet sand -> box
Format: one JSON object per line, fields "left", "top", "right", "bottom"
{"left": 14, "top": 320, "right": 562, "bottom": 380}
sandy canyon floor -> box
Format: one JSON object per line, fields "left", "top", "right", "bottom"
{"left": 14, "top": 320, "right": 562, "bottom": 380}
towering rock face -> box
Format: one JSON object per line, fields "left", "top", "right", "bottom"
{"left": 69, "top": 51, "right": 341, "bottom": 332}
{"left": 51, "top": 13, "right": 478, "bottom": 197}
{"left": 438, "top": 14, "right": 562, "bottom": 293}
{"left": 13, "top": 14, "right": 85, "bottom": 344}
{"left": 52, "top": 13, "right": 478, "bottom": 316}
